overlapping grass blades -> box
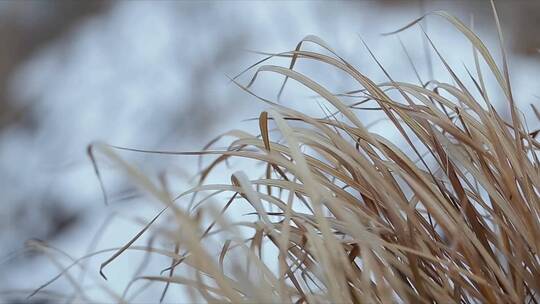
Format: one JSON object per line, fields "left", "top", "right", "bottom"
{"left": 32, "top": 5, "right": 540, "bottom": 304}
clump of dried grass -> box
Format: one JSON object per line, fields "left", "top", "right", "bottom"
{"left": 29, "top": 4, "right": 540, "bottom": 304}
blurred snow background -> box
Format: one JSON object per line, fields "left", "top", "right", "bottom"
{"left": 0, "top": 1, "right": 538, "bottom": 303}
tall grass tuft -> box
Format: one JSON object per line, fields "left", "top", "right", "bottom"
{"left": 31, "top": 5, "right": 540, "bottom": 304}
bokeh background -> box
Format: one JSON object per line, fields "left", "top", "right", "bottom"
{"left": 0, "top": 1, "right": 539, "bottom": 303}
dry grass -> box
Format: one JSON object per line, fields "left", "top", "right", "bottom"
{"left": 27, "top": 3, "right": 540, "bottom": 304}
